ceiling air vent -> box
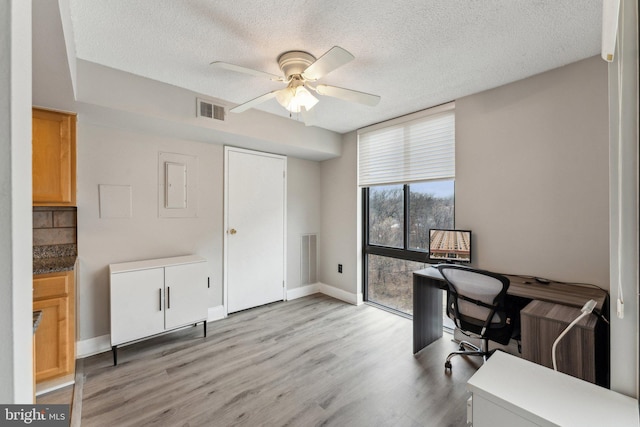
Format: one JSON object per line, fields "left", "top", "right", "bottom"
{"left": 197, "top": 98, "right": 225, "bottom": 121}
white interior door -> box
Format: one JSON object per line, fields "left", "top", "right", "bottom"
{"left": 225, "top": 147, "right": 286, "bottom": 313}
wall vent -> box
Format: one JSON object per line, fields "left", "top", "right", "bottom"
{"left": 197, "top": 98, "right": 225, "bottom": 121}
{"left": 301, "top": 234, "right": 317, "bottom": 285}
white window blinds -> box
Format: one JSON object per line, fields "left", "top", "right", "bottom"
{"left": 358, "top": 103, "right": 455, "bottom": 187}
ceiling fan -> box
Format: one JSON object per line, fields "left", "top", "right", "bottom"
{"left": 211, "top": 46, "right": 380, "bottom": 124}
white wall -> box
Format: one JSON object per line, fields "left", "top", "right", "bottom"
{"left": 319, "top": 132, "right": 361, "bottom": 300}
{"left": 0, "top": 0, "right": 34, "bottom": 403}
{"left": 456, "top": 56, "right": 610, "bottom": 286}
{"left": 32, "top": 0, "right": 75, "bottom": 113}
{"left": 608, "top": 0, "right": 639, "bottom": 397}
{"left": 287, "top": 158, "right": 321, "bottom": 290}
{"left": 77, "top": 122, "right": 224, "bottom": 341}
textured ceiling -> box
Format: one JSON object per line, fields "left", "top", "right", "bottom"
{"left": 68, "top": 1, "right": 602, "bottom": 134}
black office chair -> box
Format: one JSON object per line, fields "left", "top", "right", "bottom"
{"left": 437, "top": 264, "right": 514, "bottom": 371}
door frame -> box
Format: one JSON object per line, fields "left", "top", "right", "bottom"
{"left": 223, "top": 146, "right": 287, "bottom": 316}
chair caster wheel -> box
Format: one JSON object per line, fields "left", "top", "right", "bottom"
{"left": 444, "top": 361, "right": 452, "bottom": 370}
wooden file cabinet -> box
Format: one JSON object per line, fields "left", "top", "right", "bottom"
{"left": 521, "top": 300, "right": 609, "bottom": 386}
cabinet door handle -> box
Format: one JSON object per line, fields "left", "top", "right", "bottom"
{"left": 159, "top": 288, "right": 162, "bottom": 311}
{"left": 167, "top": 286, "right": 170, "bottom": 309}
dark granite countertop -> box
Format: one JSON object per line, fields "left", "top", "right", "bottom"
{"left": 33, "top": 310, "right": 42, "bottom": 333}
{"left": 33, "top": 243, "right": 77, "bottom": 275}
{"left": 33, "top": 256, "right": 77, "bottom": 275}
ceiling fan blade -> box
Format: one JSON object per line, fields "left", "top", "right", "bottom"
{"left": 230, "top": 90, "right": 281, "bottom": 113}
{"left": 210, "top": 61, "right": 283, "bottom": 81}
{"left": 315, "top": 84, "right": 381, "bottom": 106}
{"left": 301, "top": 46, "right": 354, "bottom": 81}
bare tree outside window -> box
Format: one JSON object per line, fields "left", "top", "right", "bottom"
{"left": 367, "top": 256, "right": 426, "bottom": 314}
{"left": 368, "top": 185, "right": 404, "bottom": 248}
{"left": 366, "top": 180, "right": 454, "bottom": 316}
{"left": 409, "top": 181, "right": 455, "bottom": 251}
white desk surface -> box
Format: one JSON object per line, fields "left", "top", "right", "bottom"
{"left": 467, "top": 351, "right": 639, "bottom": 427}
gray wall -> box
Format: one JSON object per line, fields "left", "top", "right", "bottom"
{"left": 76, "top": 120, "right": 323, "bottom": 343}
{"left": 287, "top": 158, "right": 322, "bottom": 290}
{"left": 455, "top": 56, "right": 610, "bottom": 286}
{"left": 318, "top": 56, "right": 611, "bottom": 331}
{"left": 76, "top": 122, "right": 223, "bottom": 341}
{"left": 319, "top": 132, "right": 360, "bottom": 297}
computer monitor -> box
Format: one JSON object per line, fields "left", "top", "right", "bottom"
{"left": 428, "top": 229, "right": 472, "bottom": 263}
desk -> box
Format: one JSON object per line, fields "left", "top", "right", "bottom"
{"left": 412, "top": 267, "right": 608, "bottom": 354}
{"left": 467, "top": 351, "right": 638, "bottom": 427}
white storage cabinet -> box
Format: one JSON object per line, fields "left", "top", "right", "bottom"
{"left": 467, "top": 351, "right": 639, "bottom": 427}
{"left": 110, "top": 255, "right": 208, "bottom": 365}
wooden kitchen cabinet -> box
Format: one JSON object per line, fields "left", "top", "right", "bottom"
{"left": 33, "top": 270, "right": 75, "bottom": 382}
{"left": 32, "top": 108, "right": 76, "bottom": 206}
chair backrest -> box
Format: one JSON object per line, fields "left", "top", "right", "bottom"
{"left": 437, "top": 264, "right": 511, "bottom": 339}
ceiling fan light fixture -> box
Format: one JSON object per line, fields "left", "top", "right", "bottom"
{"left": 276, "top": 85, "right": 318, "bottom": 113}
{"left": 213, "top": 46, "right": 380, "bottom": 119}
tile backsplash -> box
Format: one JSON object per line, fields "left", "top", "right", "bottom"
{"left": 33, "top": 206, "right": 77, "bottom": 246}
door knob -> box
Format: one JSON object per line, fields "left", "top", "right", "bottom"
{"left": 229, "top": 228, "right": 237, "bottom": 235}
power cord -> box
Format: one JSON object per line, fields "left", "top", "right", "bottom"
{"left": 552, "top": 300, "right": 596, "bottom": 371}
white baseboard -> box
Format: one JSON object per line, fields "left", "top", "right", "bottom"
{"left": 317, "top": 283, "right": 360, "bottom": 305}
{"left": 289, "top": 282, "right": 361, "bottom": 305}
{"left": 77, "top": 334, "right": 111, "bottom": 358}
{"left": 208, "top": 305, "right": 226, "bottom": 322}
{"left": 36, "top": 375, "right": 75, "bottom": 396}
{"left": 78, "top": 308, "right": 225, "bottom": 358}
{"left": 287, "top": 283, "right": 320, "bottom": 300}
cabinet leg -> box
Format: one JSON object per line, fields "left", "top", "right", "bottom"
{"left": 203, "top": 321, "right": 207, "bottom": 337}
{"left": 112, "top": 345, "right": 118, "bottom": 366}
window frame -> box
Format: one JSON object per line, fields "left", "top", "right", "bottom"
{"left": 362, "top": 182, "right": 455, "bottom": 316}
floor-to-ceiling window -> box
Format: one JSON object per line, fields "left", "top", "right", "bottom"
{"left": 363, "top": 181, "right": 454, "bottom": 315}
{"left": 358, "top": 103, "right": 456, "bottom": 317}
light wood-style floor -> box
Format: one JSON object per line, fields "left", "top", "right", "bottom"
{"left": 79, "top": 294, "right": 479, "bottom": 427}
